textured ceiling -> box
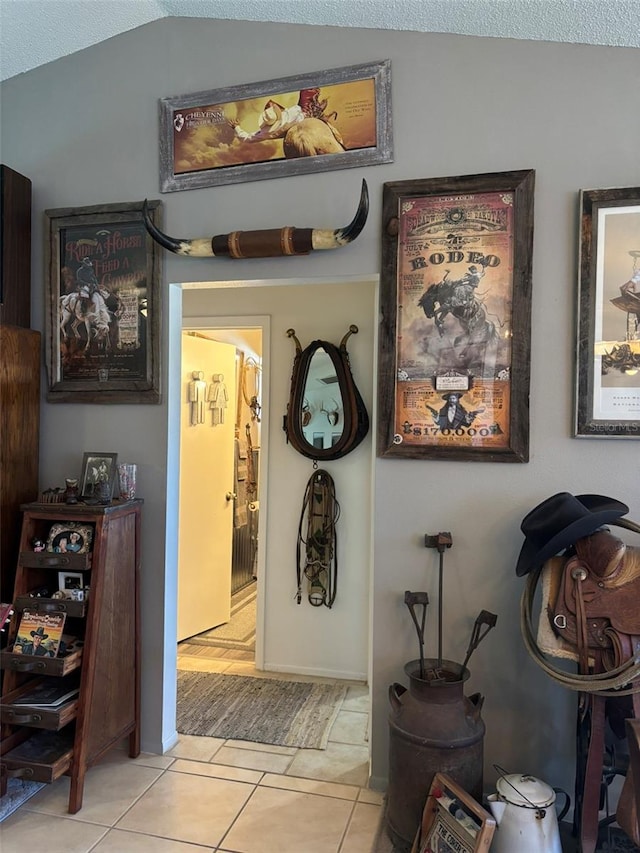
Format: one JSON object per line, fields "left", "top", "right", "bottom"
{"left": 1, "top": 0, "right": 639, "bottom": 83}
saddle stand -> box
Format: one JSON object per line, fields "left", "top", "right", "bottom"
{"left": 545, "top": 527, "right": 640, "bottom": 852}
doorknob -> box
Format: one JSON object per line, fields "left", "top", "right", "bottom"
{"left": 226, "top": 491, "right": 237, "bottom": 501}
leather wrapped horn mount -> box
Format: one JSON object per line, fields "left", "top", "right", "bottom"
{"left": 142, "top": 179, "right": 368, "bottom": 260}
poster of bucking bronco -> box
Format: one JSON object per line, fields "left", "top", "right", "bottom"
{"left": 378, "top": 171, "right": 535, "bottom": 462}
{"left": 45, "top": 201, "right": 161, "bottom": 404}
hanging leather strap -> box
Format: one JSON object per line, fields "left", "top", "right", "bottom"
{"left": 296, "top": 469, "right": 340, "bottom": 608}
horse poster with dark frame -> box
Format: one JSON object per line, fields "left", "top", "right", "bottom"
{"left": 44, "top": 201, "right": 162, "bottom": 404}
{"left": 13, "top": 611, "right": 67, "bottom": 658}
{"left": 378, "top": 170, "right": 534, "bottom": 462}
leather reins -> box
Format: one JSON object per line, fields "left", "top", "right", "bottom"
{"left": 296, "top": 469, "right": 340, "bottom": 608}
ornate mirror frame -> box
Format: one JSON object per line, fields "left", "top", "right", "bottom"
{"left": 284, "top": 326, "right": 369, "bottom": 461}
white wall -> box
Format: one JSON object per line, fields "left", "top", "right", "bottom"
{"left": 1, "top": 17, "right": 639, "bottom": 792}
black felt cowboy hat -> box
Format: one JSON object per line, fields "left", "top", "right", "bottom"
{"left": 30, "top": 626, "right": 48, "bottom": 639}
{"left": 515, "top": 492, "right": 629, "bottom": 577}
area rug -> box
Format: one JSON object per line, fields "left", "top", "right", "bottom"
{"left": 177, "top": 671, "right": 346, "bottom": 749}
{"left": 185, "top": 584, "right": 256, "bottom": 652}
{"left": 0, "top": 778, "right": 45, "bottom": 823}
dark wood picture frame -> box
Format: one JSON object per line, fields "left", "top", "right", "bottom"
{"left": 79, "top": 452, "right": 118, "bottom": 500}
{"left": 45, "top": 200, "right": 162, "bottom": 403}
{"left": 378, "top": 169, "right": 535, "bottom": 462}
{"left": 159, "top": 60, "right": 393, "bottom": 192}
{"left": 575, "top": 186, "right": 640, "bottom": 438}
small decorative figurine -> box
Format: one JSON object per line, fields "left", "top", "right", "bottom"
{"left": 64, "top": 478, "right": 79, "bottom": 504}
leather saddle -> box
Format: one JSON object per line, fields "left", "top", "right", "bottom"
{"left": 548, "top": 530, "right": 640, "bottom": 671}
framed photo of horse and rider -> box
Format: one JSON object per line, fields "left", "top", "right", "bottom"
{"left": 158, "top": 60, "right": 393, "bottom": 192}
{"left": 44, "top": 200, "right": 162, "bottom": 404}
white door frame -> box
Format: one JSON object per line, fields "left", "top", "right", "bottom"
{"left": 182, "top": 314, "right": 270, "bottom": 670}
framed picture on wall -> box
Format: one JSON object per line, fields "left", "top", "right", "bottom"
{"left": 575, "top": 186, "right": 640, "bottom": 438}
{"left": 158, "top": 60, "right": 393, "bottom": 192}
{"left": 377, "top": 169, "right": 535, "bottom": 462}
{"left": 44, "top": 200, "right": 162, "bottom": 404}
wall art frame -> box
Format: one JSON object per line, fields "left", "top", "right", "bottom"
{"left": 575, "top": 186, "right": 640, "bottom": 438}
{"left": 45, "top": 200, "right": 162, "bottom": 404}
{"left": 159, "top": 60, "right": 393, "bottom": 192}
{"left": 378, "top": 169, "right": 535, "bottom": 462}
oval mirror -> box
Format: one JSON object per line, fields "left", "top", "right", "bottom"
{"left": 285, "top": 326, "right": 369, "bottom": 461}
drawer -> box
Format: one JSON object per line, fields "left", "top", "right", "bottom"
{"left": 1, "top": 730, "right": 74, "bottom": 783}
{"left": 1, "top": 678, "right": 80, "bottom": 730}
{"left": 19, "top": 551, "right": 91, "bottom": 570}
{"left": 1, "top": 647, "right": 82, "bottom": 676}
{"left": 13, "top": 595, "right": 87, "bottom": 618}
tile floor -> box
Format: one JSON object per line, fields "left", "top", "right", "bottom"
{"left": 0, "top": 645, "right": 385, "bottom": 853}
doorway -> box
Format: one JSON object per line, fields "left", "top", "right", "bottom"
{"left": 167, "top": 277, "right": 374, "bottom": 693}
{"left": 176, "top": 321, "right": 265, "bottom": 665}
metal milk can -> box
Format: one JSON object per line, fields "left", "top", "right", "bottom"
{"left": 386, "top": 658, "right": 485, "bottom": 851}
{"left": 487, "top": 773, "right": 570, "bottom": 853}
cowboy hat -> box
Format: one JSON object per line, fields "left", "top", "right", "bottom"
{"left": 515, "top": 492, "right": 629, "bottom": 576}
{"left": 30, "top": 626, "right": 48, "bottom": 639}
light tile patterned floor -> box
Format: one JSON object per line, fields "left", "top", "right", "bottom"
{"left": 0, "top": 645, "right": 383, "bottom": 853}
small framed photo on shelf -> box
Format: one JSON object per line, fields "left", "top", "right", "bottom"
{"left": 411, "top": 774, "right": 496, "bottom": 853}
{"left": 46, "top": 522, "right": 93, "bottom": 554}
{"left": 57, "top": 571, "right": 85, "bottom": 599}
{"left": 79, "top": 451, "right": 118, "bottom": 500}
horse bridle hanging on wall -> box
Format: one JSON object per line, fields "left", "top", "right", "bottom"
{"left": 142, "top": 180, "right": 368, "bottom": 260}
{"left": 285, "top": 326, "right": 370, "bottom": 608}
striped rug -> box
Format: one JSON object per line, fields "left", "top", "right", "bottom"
{"left": 176, "top": 670, "right": 346, "bottom": 749}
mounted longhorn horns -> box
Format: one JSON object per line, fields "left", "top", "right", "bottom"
{"left": 142, "top": 180, "right": 369, "bottom": 261}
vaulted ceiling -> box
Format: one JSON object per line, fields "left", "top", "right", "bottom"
{"left": 1, "top": 0, "right": 639, "bottom": 83}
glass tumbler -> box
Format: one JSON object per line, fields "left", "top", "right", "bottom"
{"left": 117, "top": 464, "right": 137, "bottom": 500}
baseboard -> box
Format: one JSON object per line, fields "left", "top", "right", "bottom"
{"left": 262, "top": 662, "right": 367, "bottom": 682}
{"left": 368, "top": 774, "right": 388, "bottom": 793}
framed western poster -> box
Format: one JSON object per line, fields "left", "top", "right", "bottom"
{"left": 45, "top": 200, "right": 162, "bottom": 403}
{"left": 575, "top": 186, "right": 640, "bottom": 438}
{"left": 378, "top": 169, "right": 535, "bottom": 462}
{"left": 159, "top": 60, "right": 393, "bottom": 192}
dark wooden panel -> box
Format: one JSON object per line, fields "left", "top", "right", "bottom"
{"left": 0, "top": 165, "right": 32, "bottom": 329}
{"left": 0, "top": 325, "right": 40, "bottom": 600}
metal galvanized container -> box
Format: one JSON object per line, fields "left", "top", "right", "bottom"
{"left": 386, "top": 658, "right": 485, "bottom": 851}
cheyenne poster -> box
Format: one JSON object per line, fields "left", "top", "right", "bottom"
{"left": 172, "top": 78, "right": 377, "bottom": 174}
{"left": 394, "top": 190, "right": 515, "bottom": 451}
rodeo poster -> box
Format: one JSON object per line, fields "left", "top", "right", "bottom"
{"left": 47, "top": 200, "right": 161, "bottom": 404}
{"left": 394, "top": 190, "right": 516, "bottom": 453}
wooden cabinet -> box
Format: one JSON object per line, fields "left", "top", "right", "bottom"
{"left": 0, "top": 500, "right": 142, "bottom": 813}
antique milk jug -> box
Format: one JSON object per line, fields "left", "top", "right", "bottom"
{"left": 387, "top": 658, "right": 485, "bottom": 851}
{"left": 487, "top": 772, "right": 570, "bottom": 853}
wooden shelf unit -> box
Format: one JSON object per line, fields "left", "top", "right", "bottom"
{"left": 0, "top": 499, "right": 142, "bottom": 813}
